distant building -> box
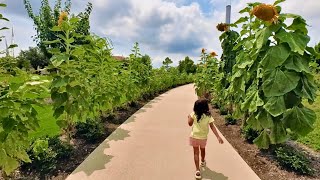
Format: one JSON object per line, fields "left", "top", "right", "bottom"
{"left": 112, "top": 56, "right": 126, "bottom": 61}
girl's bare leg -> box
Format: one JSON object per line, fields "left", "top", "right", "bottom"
{"left": 200, "top": 147, "right": 205, "bottom": 162}
{"left": 193, "top": 146, "right": 200, "bottom": 171}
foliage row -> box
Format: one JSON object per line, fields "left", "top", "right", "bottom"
{"left": 0, "top": 2, "right": 194, "bottom": 176}
{"left": 195, "top": 0, "right": 318, "bottom": 149}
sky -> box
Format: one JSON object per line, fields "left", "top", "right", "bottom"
{"left": 0, "top": 0, "right": 319, "bottom": 67}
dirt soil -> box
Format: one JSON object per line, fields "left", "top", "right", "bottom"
{"left": 210, "top": 107, "right": 320, "bottom": 180}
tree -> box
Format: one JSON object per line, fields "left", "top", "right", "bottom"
{"left": 23, "top": 0, "right": 93, "bottom": 58}
{"left": 178, "top": 56, "right": 197, "bottom": 74}
{"left": 162, "top": 57, "right": 173, "bottom": 70}
{"left": 17, "top": 47, "right": 49, "bottom": 70}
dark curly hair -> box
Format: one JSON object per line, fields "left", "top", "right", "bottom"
{"left": 193, "top": 98, "right": 211, "bottom": 122}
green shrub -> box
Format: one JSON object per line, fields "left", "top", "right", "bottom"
{"left": 274, "top": 145, "right": 315, "bottom": 175}
{"left": 21, "top": 136, "right": 73, "bottom": 175}
{"left": 225, "top": 114, "right": 237, "bottom": 125}
{"left": 241, "top": 125, "right": 260, "bottom": 144}
{"left": 26, "top": 139, "right": 56, "bottom": 174}
{"left": 27, "top": 148, "right": 57, "bottom": 175}
{"left": 219, "top": 106, "right": 228, "bottom": 115}
{"left": 211, "top": 99, "right": 221, "bottom": 109}
{"left": 48, "top": 136, "right": 73, "bottom": 160}
{"left": 75, "top": 119, "right": 105, "bottom": 143}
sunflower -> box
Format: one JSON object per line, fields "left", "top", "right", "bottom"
{"left": 216, "top": 23, "right": 228, "bottom": 32}
{"left": 210, "top": 51, "right": 218, "bottom": 57}
{"left": 251, "top": 4, "right": 279, "bottom": 23}
{"left": 58, "top": 11, "right": 68, "bottom": 26}
{"left": 201, "top": 48, "right": 206, "bottom": 54}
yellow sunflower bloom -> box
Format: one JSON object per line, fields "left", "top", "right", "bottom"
{"left": 251, "top": 4, "right": 279, "bottom": 23}
{"left": 216, "top": 23, "right": 228, "bottom": 32}
{"left": 210, "top": 51, "right": 218, "bottom": 57}
{"left": 58, "top": 11, "right": 68, "bottom": 26}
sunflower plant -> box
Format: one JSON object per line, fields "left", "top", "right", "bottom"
{"left": 44, "top": 13, "right": 92, "bottom": 143}
{"left": 228, "top": 0, "right": 317, "bottom": 149}
{"left": 195, "top": 49, "right": 223, "bottom": 99}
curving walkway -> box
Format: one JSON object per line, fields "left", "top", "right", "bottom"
{"left": 67, "top": 84, "right": 260, "bottom": 180}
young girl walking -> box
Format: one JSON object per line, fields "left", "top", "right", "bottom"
{"left": 188, "top": 98, "right": 224, "bottom": 179}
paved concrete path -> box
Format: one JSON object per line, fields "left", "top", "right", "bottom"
{"left": 67, "top": 84, "right": 260, "bottom": 180}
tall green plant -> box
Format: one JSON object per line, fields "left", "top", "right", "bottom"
{"left": 218, "top": 30, "right": 241, "bottom": 113}
{"left": 79, "top": 35, "right": 121, "bottom": 114}
{"left": 45, "top": 16, "right": 92, "bottom": 143}
{"left": 23, "top": 0, "right": 92, "bottom": 58}
{"left": 127, "top": 43, "right": 153, "bottom": 101}
{"left": 219, "top": 30, "right": 240, "bottom": 76}
{"left": 194, "top": 50, "right": 222, "bottom": 98}
{"left": 228, "top": 0, "right": 317, "bottom": 149}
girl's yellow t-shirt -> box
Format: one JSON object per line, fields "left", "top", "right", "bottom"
{"left": 190, "top": 112, "right": 214, "bottom": 139}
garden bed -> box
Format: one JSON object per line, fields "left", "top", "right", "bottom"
{"left": 210, "top": 107, "right": 320, "bottom": 180}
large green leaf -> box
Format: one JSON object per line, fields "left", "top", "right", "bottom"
{"left": 262, "top": 69, "right": 300, "bottom": 97}
{"left": 264, "top": 96, "right": 286, "bottom": 117}
{"left": 255, "top": 27, "right": 272, "bottom": 49}
{"left": 52, "top": 76, "right": 68, "bottom": 88}
{"left": 15, "top": 149, "right": 31, "bottom": 163}
{"left": 234, "top": 17, "right": 249, "bottom": 25}
{"left": 294, "top": 74, "right": 317, "bottom": 102}
{"left": 3, "top": 156, "right": 19, "bottom": 175}
{"left": 241, "top": 86, "right": 264, "bottom": 113}
{"left": 256, "top": 110, "right": 274, "bottom": 129}
{"left": 284, "top": 91, "right": 301, "bottom": 109}
{"left": 287, "top": 16, "right": 308, "bottom": 35}
{"left": 53, "top": 106, "right": 65, "bottom": 119}
{"left": 253, "top": 130, "right": 271, "bottom": 149}
{"left": 51, "top": 54, "right": 69, "bottom": 67}
{"left": 284, "top": 54, "right": 310, "bottom": 73}
{"left": 275, "top": 29, "right": 310, "bottom": 55}
{"left": 247, "top": 110, "right": 274, "bottom": 131}
{"left": 260, "top": 44, "right": 290, "bottom": 69}
{"left": 66, "top": 85, "right": 81, "bottom": 97}
{"left": 282, "top": 106, "right": 316, "bottom": 136}
{"left": 3, "top": 117, "right": 16, "bottom": 132}
{"left": 247, "top": 113, "right": 262, "bottom": 130}
{"left": 270, "top": 120, "right": 287, "bottom": 144}
{"left": 51, "top": 91, "right": 68, "bottom": 106}
{"left": 0, "top": 107, "right": 9, "bottom": 118}
{"left": 239, "top": 7, "right": 251, "bottom": 14}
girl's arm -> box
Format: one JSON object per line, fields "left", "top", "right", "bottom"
{"left": 188, "top": 115, "right": 194, "bottom": 126}
{"left": 209, "top": 122, "right": 224, "bottom": 144}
